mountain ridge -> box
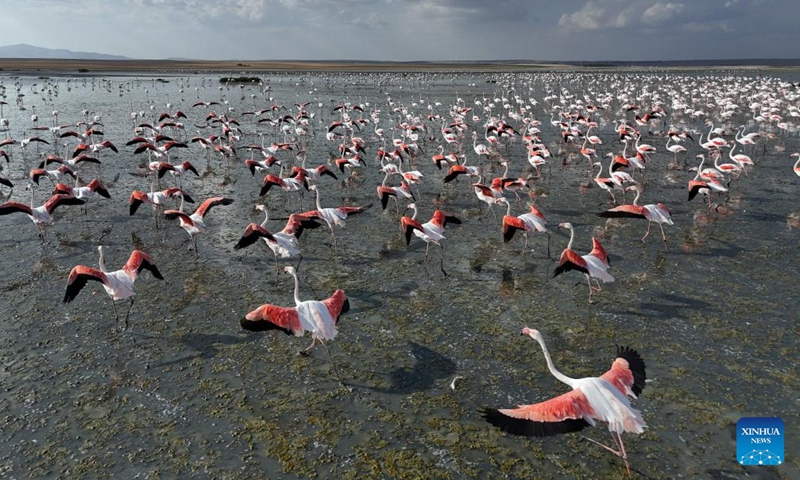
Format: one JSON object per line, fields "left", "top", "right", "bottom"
{"left": 0, "top": 44, "right": 129, "bottom": 60}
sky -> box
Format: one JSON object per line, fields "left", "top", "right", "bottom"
{"left": 0, "top": 0, "right": 796, "bottom": 61}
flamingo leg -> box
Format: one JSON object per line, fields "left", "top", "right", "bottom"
{"left": 300, "top": 337, "right": 317, "bottom": 355}
{"left": 641, "top": 221, "right": 652, "bottom": 242}
{"left": 273, "top": 252, "right": 280, "bottom": 286}
{"left": 544, "top": 232, "right": 551, "bottom": 259}
{"left": 439, "top": 244, "right": 447, "bottom": 277}
{"left": 124, "top": 297, "right": 135, "bottom": 330}
{"left": 659, "top": 223, "right": 668, "bottom": 248}
{"left": 320, "top": 340, "right": 350, "bottom": 391}
{"left": 111, "top": 299, "right": 120, "bottom": 325}
{"left": 581, "top": 433, "right": 630, "bottom": 475}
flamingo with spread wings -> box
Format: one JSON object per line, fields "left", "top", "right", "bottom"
{"left": 482, "top": 327, "right": 646, "bottom": 475}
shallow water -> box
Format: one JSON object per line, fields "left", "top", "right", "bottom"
{"left": 0, "top": 69, "right": 797, "bottom": 479}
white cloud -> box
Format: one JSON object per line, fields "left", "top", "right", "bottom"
{"left": 558, "top": 1, "right": 604, "bottom": 30}
{"left": 642, "top": 2, "right": 684, "bottom": 24}
{"left": 237, "top": 0, "right": 266, "bottom": 20}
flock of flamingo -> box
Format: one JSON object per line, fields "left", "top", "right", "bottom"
{"left": 0, "top": 69, "right": 796, "bottom": 475}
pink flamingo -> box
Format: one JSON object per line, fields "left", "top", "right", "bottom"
{"left": 482, "top": 327, "right": 646, "bottom": 476}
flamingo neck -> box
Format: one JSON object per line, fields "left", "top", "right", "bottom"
{"left": 260, "top": 209, "right": 269, "bottom": 228}
{"left": 381, "top": 171, "right": 390, "bottom": 187}
{"left": 534, "top": 335, "right": 576, "bottom": 388}
{"left": 566, "top": 226, "right": 575, "bottom": 251}
{"left": 291, "top": 271, "right": 302, "bottom": 306}
{"left": 313, "top": 186, "right": 323, "bottom": 211}
{"left": 98, "top": 247, "right": 108, "bottom": 273}
{"left": 504, "top": 199, "right": 512, "bottom": 217}
{"left": 410, "top": 204, "right": 418, "bottom": 221}
{"left": 632, "top": 188, "right": 641, "bottom": 206}
{"left": 178, "top": 193, "right": 185, "bottom": 212}
{"left": 594, "top": 163, "right": 603, "bottom": 180}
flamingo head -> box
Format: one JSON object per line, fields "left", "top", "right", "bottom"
{"left": 557, "top": 222, "right": 574, "bottom": 231}
{"left": 790, "top": 152, "right": 800, "bottom": 158}
{"left": 283, "top": 266, "right": 296, "bottom": 276}
{"left": 521, "top": 327, "right": 542, "bottom": 340}
{"left": 625, "top": 185, "right": 640, "bottom": 193}
{"left": 308, "top": 184, "right": 317, "bottom": 191}
{"left": 254, "top": 204, "right": 266, "bottom": 212}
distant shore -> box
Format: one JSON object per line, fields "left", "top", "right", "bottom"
{"left": 0, "top": 58, "right": 797, "bottom": 76}
{"left": 0, "top": 59, "right": 567, "bottom": 75}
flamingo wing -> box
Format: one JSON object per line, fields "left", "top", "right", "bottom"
{"left": 597, "top": 205, "right": 646, "bottom": 220}
{"left": 128, "top": 191, "right": 151, "bottom": 215}
{"left": 233, "top": 223, "right": 276, "bottom": 250}
{"left": 194, "top": 197, "right": 234, "bottom": 218}
{"left": 321, "top": 289, "right": 350, "bottom": 324}
{"left": 163, "top": 210, "right": 193, "bottom": 225}
{"left": 0, "top": 201, "right": 33, "bottom": 216}
{"left": 63, "top": 266, "right": 107, "bottom": 303}
{"left": 435, "top": 210, "right": 461, "bottom": 227}
{"left": 589, "top": 238, "right": 610, "bottom": 267}
{"left": 240, "top": 304, "right": 303, "bottom": 336}
{"left": 337, "top": 204, "right": 372, "bottom": 216}
{"left": 45, "top": 194, "right": 86, "bottom": 213}
{"left": 600, "top": 346, "right": 646, "bottom": 398}
{"left": 401, "top": 217, "right": 425, "bottom": 245}
{"left": 502, "top": 216, "right": 528, "bottom": 243}
{"left": 553, "top": 249, "right": 589, "bottom": 277}
{"left": 482, "top": 389, "right": 594, "bottom": 437}
{"left": 124, "top": 250, "right": 164, "bottom": 280}
{"left": 687, "top": 180, "right": 708, "bottom": 201}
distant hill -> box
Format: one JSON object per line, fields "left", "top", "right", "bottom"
{"left": 0, "top": 44, "right": 129, "bottom": 60}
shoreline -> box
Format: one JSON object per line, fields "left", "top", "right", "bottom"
{"left": 0, "top": 58, "right": 797, "bottom": 76}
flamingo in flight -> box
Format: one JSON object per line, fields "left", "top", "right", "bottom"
{"left": 400, "top": 203, "right": 461, "bottom": 276}
{"left": 482, "top": 327, "right": 646, "bottom": 475}
{"left": 164, "top": 196, "right": 234, "bottom": 256}
{"left": 233, "top": 205, "right": 322, "bottom": 280}
{"left": 498, "top": 198, "right": 550, "bottom": 256}
{"left": 298, "top": 185, "right": 371, "bottom": 246}
{"left": 240, "top": 266, "right": 350, "bottom": 387}
{"left": 63, "top": 246, "right": 164, "bottom": 329}
{"left": 598, "top": 185, "right": 673, "bottom": 247}
{"left": 553, "top": 222, "right": 613, "bottom": 302}
{"left": 0, "top": 190, "right": 84, "bottom": 236}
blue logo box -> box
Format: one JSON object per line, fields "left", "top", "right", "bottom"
{"left": 737, "top": 417, "right": 784, "bottom": 466}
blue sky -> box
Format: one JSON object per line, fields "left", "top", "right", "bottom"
{"left": 0, "top": 0, "right": 795, "bottom": 61}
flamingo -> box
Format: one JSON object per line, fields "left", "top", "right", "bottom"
{"left": 482, "top": 328, "right": 646, "bottom": 475}
{"left": 63, "top": 246, "right": 164, "bottom": 329}
{"left": 376, "top": 170, "right": 414, "bottom": 213}
{"left": 163, "top": 196, "right": 234, "bottom": 256}
{"left": 593, "top": 162, "right": 622, "bottom": 204}
{"left": 400, "top": 203, "right": 461, "bottom": 275}
{"left": 553, "top": 223, "right": 614, "bottom": 302}
{"left": 0, "top": 191, "right": 84, "bottom": 236}
{"left": 29, "top": 164, "right": 76, "bottom": 185}
{"left": 598, "top": 185, "right": 673, "bottom": 247}
{"left": 792, "top": 152, "right": 800, "bottom": 176}
{"left": 233, "top": 205, "right": 321, "bottom": 279}
{"left": 240, "top": 266, "right": 350, "bottom": 387}
{"left": 727, "top": 143, "right": 753, "bottom": 176}
{"left": 498, "top": 198, "right": 550, "bottom": 256}
{"left": 298, "top": 185, "right": 371, "bottom": 246}
{"left": 665, "top": 136, "right": 687, "bottom": 167}
{"left": 688, "top": 158, "right": 728, "bottom": 211}
{"left": 128, "top": 187, "right": 194, "bottom": 217}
